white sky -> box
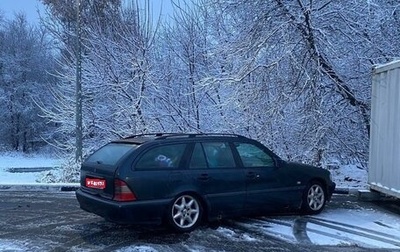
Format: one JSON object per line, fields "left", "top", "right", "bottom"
{"left": 0, "top": 0, "right": 44, "bottom": 24}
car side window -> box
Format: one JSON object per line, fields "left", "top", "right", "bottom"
{"left": 235, "top": 142, "right": 274, "bottom": 167}
{"left": 135, "top": 144, "right": 186, "bottom": 170}
{"left": 203, "top": 142, "right": 236, "bottom": 168}
{"left": 189, "top": 143, "right": 208, "bottom": 169}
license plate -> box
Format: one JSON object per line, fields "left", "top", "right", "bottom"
{"left": 85, "top": 178, "right": 106, "bottom": 189}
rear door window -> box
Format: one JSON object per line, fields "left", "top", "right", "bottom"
{"left": 85, "top": 143, "right": 137, "bottom": 166}
{"left": 189, "top": 143, "right": 208, "bottom": 169}
{"left": 135, "top": 144, "right": 187, "bottom": 170}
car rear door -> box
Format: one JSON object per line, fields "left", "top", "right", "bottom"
{"left": 130, "top": 143, "right": 189, "bottom": 200}
{"left": 188, "top": 142, "right": 246, "bottom": 218}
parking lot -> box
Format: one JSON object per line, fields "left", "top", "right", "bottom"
{"left": 0, "top": 190, "right": 399, "bottom": 251}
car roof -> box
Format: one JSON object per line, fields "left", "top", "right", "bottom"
{"left": 112, "top": 133, "right": 249, "bottom": 144}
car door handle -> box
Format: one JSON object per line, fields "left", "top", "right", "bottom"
{"left": 247, "top": 172, "right": 260, "bottom": 179}
{"left": 197, "top": 174, "right": 210, "bottom": 181}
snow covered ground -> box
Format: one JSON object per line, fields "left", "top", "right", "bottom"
{"left": 0, "top": 152, "right": 62, "bottom": 184}
{"left": 330, "top": 164, "right": 368, "bottom": 189}
{"left": 0, "top": 151, "right": 368, "bottom": 189}
{"left": 223, "top": 201, "right": 400, "bottom": 250}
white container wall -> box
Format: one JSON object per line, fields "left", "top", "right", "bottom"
{"left": 369, "top": 60, "right": 400, "bottom": 198}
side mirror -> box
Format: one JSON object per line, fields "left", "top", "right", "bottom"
{"left": 275, "top": 158, "right": 285, "bottom": 168}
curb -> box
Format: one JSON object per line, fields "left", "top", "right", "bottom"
{"left": 334, "top": 187, "right": 361, "bottom": 196}
{"left": 0, "top": 183, "right": 80, "bottom": 192}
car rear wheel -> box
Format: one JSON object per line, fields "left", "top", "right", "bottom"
{"left": 168, "top": 194, "right": 202, "bottom": 232}
{"left": 301, "top": 181, "right": 327, "bottom": 214}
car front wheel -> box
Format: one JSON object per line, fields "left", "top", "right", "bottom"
{"left": 301, "top": 181, "right": 327, "bottom": 214}
{"left": 168, "top": 194, "right": 202, "bottom": 232}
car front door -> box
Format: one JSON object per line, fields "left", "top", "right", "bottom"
{"left": 188, "top": 142, "right": 246, "bottom": 219}
{"left": 234, "top": 142, "right": 287, "bottom": 213}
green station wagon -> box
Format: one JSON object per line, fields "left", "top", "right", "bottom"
{"left": 76, "top": 133, "right": 336, "bottom": 232}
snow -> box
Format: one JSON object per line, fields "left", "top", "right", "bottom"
{"left": 308, "top": 207, "right": 400, "bottom": 249}
{"left": 0, "top": 152, "right": 61, "bottom": 168}
{"left": 0, "top": 152, "right": 61, "bottom": 184}
{"left": 329, "top": 164, "right": 368, "bottom": 189}
{"left": 0, "top": 239, "right": 45, "bottom": 251}
{"left": 116, "top": 246, "right": 159, "bottom": 252}
{"left": 0, "top": 239, "right": 26, "bottom": 251}
{"left": 231, "top": 207, "right": 400, "bottom": 249}
{"left": 216, "top": 227, "right": 258, "bottom": 242}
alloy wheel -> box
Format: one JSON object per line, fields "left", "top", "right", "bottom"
{"left": 307, "top": 184, "right": 325, "bottom": 211}
{"left": 171, "top": 195, "right": 200, "bottom": 229}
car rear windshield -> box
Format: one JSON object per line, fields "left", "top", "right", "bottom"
{"left": 85, "top": 143, "right": 138, "bottom": 166}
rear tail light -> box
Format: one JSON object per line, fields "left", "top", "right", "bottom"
{"left": 113, "top": 179, "right": 137, "bottom": 202}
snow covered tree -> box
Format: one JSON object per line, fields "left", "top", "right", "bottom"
{"left": 40, "top": 0, "right": 160, "bottom": 181}
{"left": 154, "top": 0, "right": 217, "bottom": 132}
{"left": 200, "top": 0, "right": 400, "bottom": 167}
{"left": 0, "top": 14, "right": 56, "bottom": 152}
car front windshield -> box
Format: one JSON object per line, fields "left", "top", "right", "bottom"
{"left": 85, "top": 143, "right": 138, "bottom": 166}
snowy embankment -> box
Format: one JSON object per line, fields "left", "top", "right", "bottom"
{"left": 330, "top": 164, "right": 368, "bottom": 189}
{"left": 0, "top": 151, "right": 368, "bottom": 189}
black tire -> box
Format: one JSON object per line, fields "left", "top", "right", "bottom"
{"left": 168, "top": 194, "right": 203, "bottom": 232}
{"left": 301, "top": 181, "right": 327, "bottom": 214}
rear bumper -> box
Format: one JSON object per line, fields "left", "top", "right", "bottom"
{"left": 76, "top": 188, "right": 171, "bottom": 225}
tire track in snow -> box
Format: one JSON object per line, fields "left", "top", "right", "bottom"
{"left": 306, "top": 217, "right": 400, "bottom": 248}
{"left": 195, "top": 223, "right": 292, "bottom": 252}
{"left": 224, "top": 218, "right": 297, "bottom": 243}
{"left": 254, "top": 217, "right": 345, "bottom": 244}
{"left": 245, "top": 216, "right": 400, "bottom": 249}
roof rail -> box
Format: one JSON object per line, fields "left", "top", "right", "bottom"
{"left": 123, "top": 133, "right": 172, "bottom": 139}
{"left": 123, "top": 133, "right": 246, "bottom": 140}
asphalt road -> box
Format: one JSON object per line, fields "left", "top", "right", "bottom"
{"left": 0, "top": 190, "right": 399, "bottom": 252}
